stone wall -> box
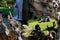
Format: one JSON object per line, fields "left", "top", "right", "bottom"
{"left": 29, "top": 0, "right": 59, "bottom": 18}
{"left": 29, "top": 0, "right": 50, "bottom": 17}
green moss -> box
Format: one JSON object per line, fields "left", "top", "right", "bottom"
{"left": 27, "top": 19, "right": 58, "bottom": 36}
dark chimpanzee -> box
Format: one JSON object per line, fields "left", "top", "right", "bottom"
{"left": 29, "top": 24, "right": 45, "bottom": 40}
{"left": 45, "top": 22, "right": 57, "bottom": 32}
{"left": 35, "top": 24, "right": 41, "bottom": 31}
{"left": 45, "top": 22, "right": 57, "bottom": 40}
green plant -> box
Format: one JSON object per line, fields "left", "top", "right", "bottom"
{"left": 0, "top": 0, "right": 15, "bottom": 7}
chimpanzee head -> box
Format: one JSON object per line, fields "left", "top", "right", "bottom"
{"left": 35, "top": 24, "right": 41, "bottom": 31}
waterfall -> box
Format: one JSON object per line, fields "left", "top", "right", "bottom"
{"left": 14, "top": 0, "right": 23, "bottom": 20}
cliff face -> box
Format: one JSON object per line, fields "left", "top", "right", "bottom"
{"left": 29, "top": 0, "right": 59, "bottom": 18}
{"left": 29, "top": 0, "right": 50, "bottom": 17}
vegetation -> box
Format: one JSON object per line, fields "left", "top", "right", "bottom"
{"left": 0, "top": 0, "right": 15, "bottom": 7}
{"left": 0, "top": 7, "right": 14, "bottom": 15}
{"left": 23, "top": 19, "right": 58, "bottom": 37}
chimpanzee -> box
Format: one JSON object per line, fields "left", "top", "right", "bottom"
{"left": 29, "top": 30, "right": 38, "bottom": 40}
{"left": 45, "top": 31, "right": 56, "bottom": 40}
{"left": 45, "top": 22, "right": 57, "bottom": 40}
{"left": 29, "top": 24, "right": 45, "bottom": 40}
{"left": 45, "top": 22, "right": 57, "bottom": 32}
{"left": 35, "top": 24, "right": 41, "bottom": 31}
